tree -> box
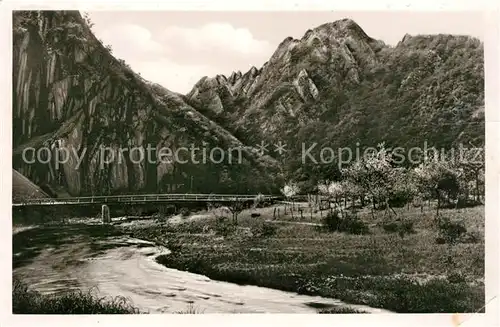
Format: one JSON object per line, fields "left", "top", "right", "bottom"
{"left": 456, "top": 146, "right": 485, "bottom": 203}
{"left": 342, "top": 143, "right": 395, "bottom": 218}
{"left": 227, "top": 198, "right": 245, "bottom": 224}
{"left": 83, "top": 12, "right": 94, "bottom": 29}
{"left": 414, "top": 160, "right": 461, "bottom": 217}
{"left": 318, "top": 181, "right": 345, "bottom": 215}
{"left": 280, "top": 182, "right": 300, "bottom": 218}
{"left": 387, "top": 167, "right": 418, "bottom": 209}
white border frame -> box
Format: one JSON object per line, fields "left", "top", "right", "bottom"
{"left": 1, "top": 1, "right": 498, "bottom": 327}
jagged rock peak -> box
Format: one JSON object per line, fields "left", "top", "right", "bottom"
{"left": 215, "top": 74, "right": 227, "bottom": 83}
{"left": 302, "top": 29, "right": 314, "bottom": 40}
{"left": 248, "top": 66, "right": 259, "bottom": 77}
{"left": 314, "top": 18, "right": 372, "bottom": 41}
{"left": 229, "top": 71, "right": 237, "bottom": 80}
{"left": 280, "top": 36, "right": 298, "bottom": 46}
{"left": 401, "top": 33, "right": 413, "bottom": 43}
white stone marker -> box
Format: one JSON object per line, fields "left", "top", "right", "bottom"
{"left": 102, "top": 204, "right": 111, "bottom": 224}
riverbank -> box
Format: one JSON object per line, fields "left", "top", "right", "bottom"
{"left": 127, "top": 204, "right": 485, "bottom": 313}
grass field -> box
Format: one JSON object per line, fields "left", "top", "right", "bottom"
{"left": 127, "top": 203, "right": 485, "bottom": 313}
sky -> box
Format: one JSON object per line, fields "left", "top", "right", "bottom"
{"left": 87, "top": 11, "right": 484, "bottom": 94}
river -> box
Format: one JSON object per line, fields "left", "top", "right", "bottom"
{"left": 14, "top": 236, "right": 390, "bottom": 314}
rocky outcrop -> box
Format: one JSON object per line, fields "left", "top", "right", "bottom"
{"left": 293, "top": 69, "right": 319, "bottom": 102}
{"left": 185, "top": 19, "right": 388, "bottom": 143}
{"left": 12, "top": 11, "right": 280, "bottom": 196}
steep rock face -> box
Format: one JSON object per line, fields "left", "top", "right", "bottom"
{"left": 186, "top": 18, "right": 387, "bottom": 143}
{"left": 185, "top": 19, "right": 484, "bottom": 181}
{"left": 12, "top": 11, "right": 279, "bottom": 196}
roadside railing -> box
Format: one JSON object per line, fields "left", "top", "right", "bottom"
{"left": 12, "top": 193, "right": 280, "bottom": 207}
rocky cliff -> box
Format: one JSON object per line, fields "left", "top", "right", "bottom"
{"left": 12, "top": 11, "right": 279, "bottom": 196}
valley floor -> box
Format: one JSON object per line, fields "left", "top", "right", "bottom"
{"left": 13, "top": 203, "right": 484, "bottom": 313}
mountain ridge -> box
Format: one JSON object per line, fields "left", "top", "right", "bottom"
{"left": 184, "top": 18, "right": 484, "bottom": 185}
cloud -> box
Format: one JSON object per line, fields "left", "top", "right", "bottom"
{"left": 128, "top": 59, "right": 219, "bottom": 94}
{"left": 163, "top": 23, "right": 272, "bottom": 56}
{"left": 90, "top": 21, "right": 272, "bottom": 93}
{"left": 97, "top": 24, "right": 165, "bottom": 60}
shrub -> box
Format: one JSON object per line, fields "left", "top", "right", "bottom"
{"left": 382, "top": 222, "right": 399, "bottom": 233}
{"left": 214, "top": 216, "right": 235, "bottom": 237}
{"left": 12, "top": 279, "right": 140, "bottom": 314}
{"left": 447, "top": 272, "right": 467, "bottom": 284}
{"left": 322, "top": 211, "right": 342, "bottom": 232}
{"left": 175, "top": 221, "right": 205, "bottom": 234}
{"left": 338, "top": 216, "right": 370, "bottom": 235}
{"left": 388, "top": 194, "right": 412, "bottom": 208}
{"left": 252, "top": 222, "right": 277, "bottom": 238}
{"left": 400, "top": 221, "right": 415, "bottom": 234}
{"left": 373, "top": 276, "right": 483, "bottom": 313}
{"left": 461, "top": 230, "right": 481, "bottom": 243}
{"left": 383, "top": 220, "right": 415, "bottom": 237}
{"left": 322, "top": 211, "right": 369, "bottom": 235}
{"left": 179, "top": 208, "right": 190, "bottom": 217}
{"left": 435, "top": 236, "right": 447, "bottom": 244}
{"left": 437, "top": 218, "right": 467, "bottom": 244}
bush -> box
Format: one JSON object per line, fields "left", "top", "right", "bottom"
{"left": 437, "top": 218, "right": 467, "bottom": 244}
{"left": 400, "top": 221, "right": 415, "bottom": 234}
{"left": 447, "top": 272, "right": 467, "bottom": 284}
{"left": 339, "top": 216, "right": 370, "bottom": 235}
{"left": 252, "top": 222, "right": 277, "bottom": 238}
{"left": 373, "top": 276, "right": 482, "bottom": 313}
{"left": 382, "top": 220, "right": 415, "bottom": 237}
{"left": 214, "top": 216, "right": 235, "bottom": 237}
{"left": 456, "top": 198, "right": 483, "bottom": 208}
{"left": 322, "top": 211, "right": 342, "bottom": 232}
{"left": 435, "top": 236, "right": 447, "bottom": 244}
{"left": 461, "top": 230, "right": 481, "bottom": 243}
{"left": 388, "top": 194, "right": 412, "bottom": 208}
{"left": 13, "top": 279, "right": 140, "bottom": 314}
{"left": 322, "top": 211, "right": 369, "bottom": 235}
{"left": 382, "top": 222, "right": 398, "bottom": 233}
{"left": 179, "top": 208, "right": 190, "bottom": 217}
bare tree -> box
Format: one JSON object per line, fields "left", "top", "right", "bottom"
{"left": 227, "top": 198, "right": 245, "bottom": 224}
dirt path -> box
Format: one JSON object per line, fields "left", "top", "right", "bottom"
{"left": 265, "top": 220, "right": 322, "bottom": 226}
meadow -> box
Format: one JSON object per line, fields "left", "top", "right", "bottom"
{"left": 127, "top": 202, "right": 485, "bottom": 313}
